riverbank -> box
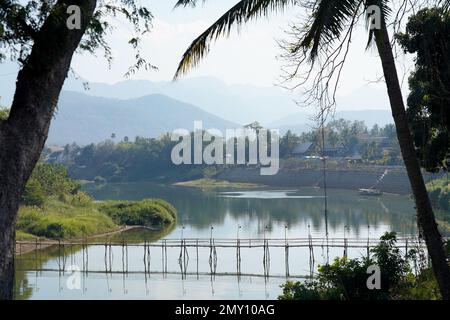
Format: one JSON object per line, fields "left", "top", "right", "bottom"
{"left": 16, "top": 197, "right": 177, "bottom": 242}
{"left": 15, "top": 225, "right": 146, "bottom": 255}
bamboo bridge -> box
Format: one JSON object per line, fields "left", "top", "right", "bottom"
{"left": 15, "top": 235, "right": 438, "bottom": 279}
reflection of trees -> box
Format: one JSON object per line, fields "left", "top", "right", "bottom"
{"left": 86, "top": 183, "right": 417, "bottom": 236}
{"left": 13, "top": 224, "right": 174, "bottom": 300}
{"left": 14, "top": 245, "right": 66, "bottom": 300}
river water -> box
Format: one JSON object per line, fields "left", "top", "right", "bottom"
{"left": 15, "top": 183, "right": 420, "bottom": 300}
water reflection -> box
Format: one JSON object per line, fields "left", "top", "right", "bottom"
{"left": 84, "top": 183, "right": 418, "bottom": 238}
{"left": 15, "top": 184, "right": 422, "bottom": 299}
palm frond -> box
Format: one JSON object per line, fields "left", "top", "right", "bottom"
{"left": 299, "top": 0, "right": 362, "bottom": 61}
{"left": 174, "top": 0, "right": 204, "bottom": 8}
{"left": 173, "top": 0, "right": 296, "bottom": 79}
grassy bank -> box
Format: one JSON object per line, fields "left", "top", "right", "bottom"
{"left": 17, "top": 197, "right": 177, "bottom": 240}
{"left": 16, "top": 163, "right": 177, "bottom": 240}
{"left": 17, "top": 197, "right": 117, "bottom": 239}
{"left": 174, "top": 178, "right": 264, "bottom": 190}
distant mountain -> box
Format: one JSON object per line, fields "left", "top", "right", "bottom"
{"left": 47, "top": 91, "right": 238, "bottom": 145}
{"left": 268, "top": 110, "right": 394, "bottom": 134}
{"left": 63, "top": 76, "right": 300, "bottom": 125}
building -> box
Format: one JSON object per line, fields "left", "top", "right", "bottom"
{"left": 292, "top": 142, "right": 315, "bottom": 157}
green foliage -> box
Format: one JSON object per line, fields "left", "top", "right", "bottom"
{"left": 98, "top": 199, "right": 177, "bottom": 227}
{"left": 56, "top": 119, "right": 401, "bottom": 184}
{"left": 426, "top": 178, "right": 450, "bottom": 211}
{"left": 0, "top": 107, "right": 10, "bottom": 120}
{"left": 278, "top": 281, "right": 323, "bottom": 300}
{"left": 280, "top": 119, "right": 400, "bottom": 164}
{"left": 17, "top": 163, "right": 177, "bottom": 239}
{"left": 370, "top": 232, "right": 411, "bottom": 293}
{"left": 21, "top": 179, "right": 45, "bottom": 207}
{"left": 59, "top": 136, "right": 204, "bottom": 182}
{"left": 17, "top": 200, "right": 117, "bottom": 239}
{"left": 0, "top": 0, "right": 154, "bottom": 76}
{"left": 279, "top": 232, "right": 435, "bottom": 300}
{"left": 22, "top": 163, "right": 80, "bottom": 206}
{"left": 397, "top": 7, "right": 450, "bottom": 172}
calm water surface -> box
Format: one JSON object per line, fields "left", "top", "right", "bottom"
{"left": 15, "top": 183, "right": 419, "bottom": 300}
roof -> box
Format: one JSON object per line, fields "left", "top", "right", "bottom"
{"left": 293, "top": 142, "right": 314, "bottom": 154}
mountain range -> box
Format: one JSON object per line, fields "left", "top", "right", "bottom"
{"left": 48, "top": 91, "right": 237, "bottom": 145}
{"left": 63, "top": 76, "right": 300, "bottom": 125}
{"left": 0, "top": 68, "right": 395, "bottom": 145}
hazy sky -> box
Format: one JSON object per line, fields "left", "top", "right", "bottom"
{"left": 70, "top": 0, "right": 413, "bottom": 97}
{"left": 0, "top": 1, "right": 416, "bottom": 112}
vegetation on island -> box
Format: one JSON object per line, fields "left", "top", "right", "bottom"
{"left": 174, "top": 179, "right": 263, "bottom": 190}
{"left": 97, "top": 199, "right": 176, "bottom": 227}
{"left": 16, "top": 163, "right": 176, "bottom": 240}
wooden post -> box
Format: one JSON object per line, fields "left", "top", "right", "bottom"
{"left": 196, "top": 239, "right": 199, "bottom": 279}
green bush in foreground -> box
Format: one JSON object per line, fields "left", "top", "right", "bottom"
{"left": 98, "top": 198, "right": 177, "bottom": 227}
{"left": 279, "top": 232, "right": 440, "bottom": 300}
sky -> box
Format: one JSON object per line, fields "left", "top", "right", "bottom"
{"left": 70, "top": 0, "right": 414, "bottom": 97}
{"left": 0, "top": 0, "right": 416, "bottom": 112}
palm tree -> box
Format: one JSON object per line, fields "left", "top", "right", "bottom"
{"left": 174, "top": 0, "right": 450, "bottom": 298}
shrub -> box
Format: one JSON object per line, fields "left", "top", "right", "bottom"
{"left": 98, "top": 199, "right": 177, "bottom": 227}
{"left": 427, "top": 178, "right": 450, "bottom": 211}
{"left": 279, "top": 232, "right": 419, "bottom": 300}
{"left": 22, "top": 179, "right": 46, "bottom": 207}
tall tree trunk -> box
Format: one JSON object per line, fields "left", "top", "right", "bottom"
{"left": 374, "top": 21, "right": 450, "bottom": 299}
{"left": 0, "top": 0, "right": 97, "bottom": 300}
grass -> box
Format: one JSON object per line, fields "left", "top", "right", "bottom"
{"left": 15, "top": 230, "right": 38, "bottom": 241}
{"left": 16, "top": 196, "right": 177, "bottom": 240}
{"left": 174, "top": 178, "right": 264, "bottom": 190}
{"left": 17, "top": 197, "right": 118, "bottom": 239}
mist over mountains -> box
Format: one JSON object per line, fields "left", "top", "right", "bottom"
{"left": 48, "top": 91, "right": 237, "bottom": 145}
{"left": 0, "top": 70, "right": 394, "bottom": 145}
{"left": 63, "top": 76, "right": 300, "bottom": 125}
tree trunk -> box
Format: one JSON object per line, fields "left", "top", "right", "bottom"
{"left": 374, "top": 21, "right": 450, "bottom": 299}
{"left": 0, "top": 0, "right": 97, "bottom": 300}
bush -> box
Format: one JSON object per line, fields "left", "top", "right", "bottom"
{"left": 279, "top": 232, "right": 426, "bottom": 300}
{"left": 427, "top": 178, "right": 450, "bottom": 211}
{"left": 98, "top": 198, "right": 177, "bottom": 227}
{"left": 22, "top": 179, "right": 46, "bottom": 207}
{"left": 59, "top": 191, "right": 93, "bottom": 207}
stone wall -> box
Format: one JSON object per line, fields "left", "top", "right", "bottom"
{"left": 216, "top": 167, "right": 421, "bottom": 195}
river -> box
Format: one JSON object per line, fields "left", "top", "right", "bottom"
{"left": 15, "top": 183, "right": 419, "bottom": 300}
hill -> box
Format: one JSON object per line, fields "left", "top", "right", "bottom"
{"left": 47, "top": 91, "right": 238, "bottom": 145}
